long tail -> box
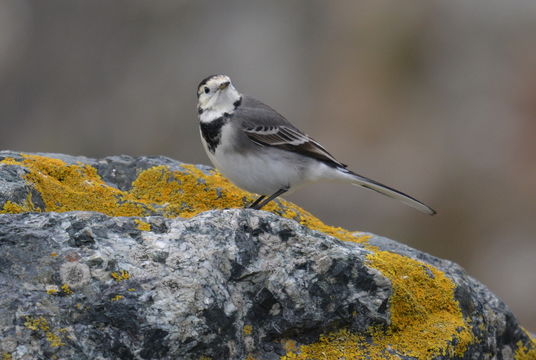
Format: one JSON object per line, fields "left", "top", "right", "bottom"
{"left": 342, "top": 169, "right": 436, "bottom": 215}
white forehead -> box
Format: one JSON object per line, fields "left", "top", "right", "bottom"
{"left": 206, "top": 75, "right": 230, "bottom": 87}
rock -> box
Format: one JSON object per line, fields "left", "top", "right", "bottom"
{"left": 0, "top": 151, "right": 535, "bottom": 360}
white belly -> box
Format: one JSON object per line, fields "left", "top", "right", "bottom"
{"left": 211, "top": 149, "right": 305, "bottom": 195}
{"left": 199, "top": 124, "right": 340, "bottom": 196}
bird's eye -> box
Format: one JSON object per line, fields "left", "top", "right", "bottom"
{"left": 204, "top": 87, "right": 210, "bottom": 94}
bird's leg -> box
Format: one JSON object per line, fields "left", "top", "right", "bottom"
{"left": 251, "top": 188, "right": 288, "bottom": 210}
{"left": 247, "top": 195, "right": 266, "bottom": 209}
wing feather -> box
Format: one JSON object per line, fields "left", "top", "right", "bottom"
{"left": 243, "top": 124, "right": 345, "bottom": 168}
{"left": 234, "top": 96, "right": 346, "bottom": 168}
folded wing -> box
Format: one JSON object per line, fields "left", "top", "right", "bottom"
{"left": 243, "top": 124, "right": 346, "bottom": 168}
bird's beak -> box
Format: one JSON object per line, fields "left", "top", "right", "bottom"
{"left": 218, "top": 81, "right": 230, "bottom": 90}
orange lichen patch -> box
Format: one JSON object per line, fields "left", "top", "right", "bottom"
{"left": 129, "top": 164, "right": 370, "bottom": 246}
{"left": 0, "top": 193, "right": 38, "bottom": 214}
{"left": 129, "top": 164, "right": 371, "bottom": 245}
{"left": 0, "top": 157, "right": 19, "bottom": 165}
{"left": 0, "top": 155, "right": 372, "bottom": 247}
{"left": 134, "top": 219, "right": 151, "bottom": 231}
{"left": 367, "top": 250, "right": 473, "bottom": 358}
{"left": 282, "top": 250, "right": 475, "bottom": 359}
{"left": 0, "top": 155, "right": 146, "bottom": 216}
{"left": 0, "top": 200, "right": 28, "bottom": 214}
{"left": 281, "top": 329, "right": 374, "bottom": 360}
{"left": 22, "top": 155, "right": 148, "bottom": 216}
{"left": 5, "top": 154, "right": 533, "bottom": 358}
{"left": 129, "top": 164, "right": 250, "bottom": 217}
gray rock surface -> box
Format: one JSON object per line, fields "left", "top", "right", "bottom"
{"left": 0, "top": 151, "right": 534, "bottom": 360}
{"left": 0, "top": 210, "right": 391, "bottom": 359}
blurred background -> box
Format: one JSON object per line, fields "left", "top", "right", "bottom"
{"left": 0, "top": 0, "right": 535, "bottom": 330}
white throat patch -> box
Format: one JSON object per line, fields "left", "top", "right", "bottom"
{"left": 198, "top": 86, "right": 241, "bottom": 123}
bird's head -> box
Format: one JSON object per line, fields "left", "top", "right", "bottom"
{"left": 197, "top": 75, "right": 241, "bottom": 117}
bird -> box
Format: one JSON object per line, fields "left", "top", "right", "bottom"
{"left": 196, "top": 74, "right": 436, "bottom": 215}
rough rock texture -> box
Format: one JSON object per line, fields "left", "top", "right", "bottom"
{"left": 0, "top": 151, "right": 535, "bottom": 360}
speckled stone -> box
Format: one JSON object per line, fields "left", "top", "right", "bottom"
{"left": 0, "top": 151, "right": 534, "bottom": 360}
{"left": 0, "top": 210, "right": 391, "bottom": 359}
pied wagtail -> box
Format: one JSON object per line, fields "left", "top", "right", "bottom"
{"left": 196, "top": 74, "right": 436, "bottom": 215}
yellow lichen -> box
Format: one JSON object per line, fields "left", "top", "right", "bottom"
{"left": 0, "top": 200, "right": 27, "bottom": 214}
{"left": 367, "top": 250, "right": 473, "bottom": 357}
{"left": 45, "top": 331, "right": 65, "bottom": 347}
{"left": 282, "top": 249, "right": 475, "bottom": 359}
{"left": 61, "top": 284, "right": 73, "bottom": 295}
{"left": 111, "top": 270, "right": 130, "bottom": 281}
{"left": 24, "top": 316, "right": 49, "bottom": 331}
{"left": 134, "top": 218, "right": 151, "bottom": 231}
{"left": 2, "top": 353, "right": 12, "bottom": 360}
{"left": 46, "top": 287, "right": 59, "bottom": 295}
{"left": 516, "top": 340, "right": 536, "bottom": 360}
{"left": 1, "top": 155, "right": 147, "bottom": 216}
{"left": 0, "top": 155, "right": 373, "bottom": 243}
{"left": 24, "top": 316, "right": 64, "bottom": 347}
{"left": 243, "top": 325, "right": 253, "bottom": 336}
{"left": 46, "top": 284, "right": 73, "bottom": 296}
{"left": 0, "top": 193, "right": 38, "bottom": 214}
{"left": 0, "top": 157, "right": 18, "bottom": 165}
{"left": 111, "top": 295, "right": 124, "bottom": 302}
{"left": 281, "top": 329, "right": 370, "bottom": 360}
{"left": 127, "top": 288, "right": 136, "bottom": 292}
{"left": 2, "top": 154, "right": 534, "bottom": 359}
